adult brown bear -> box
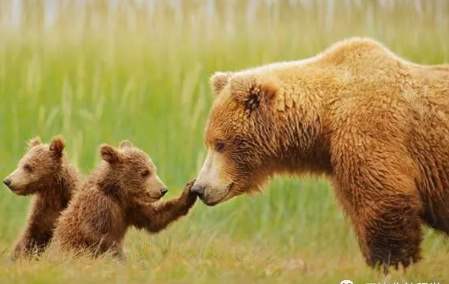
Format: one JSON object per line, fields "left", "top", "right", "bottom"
{"left": 192, "top": 38, "right": 449, "bottom": 269}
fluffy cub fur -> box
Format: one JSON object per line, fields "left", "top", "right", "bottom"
{"left": 53, "top": 141, "right": 196, "bottom": 257}
{"left": 3, "top": 136, "right": 79, "bottom": 259}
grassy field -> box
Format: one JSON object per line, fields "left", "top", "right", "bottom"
{"left": 0, "top": 0, "right": 449, "bottom": 283}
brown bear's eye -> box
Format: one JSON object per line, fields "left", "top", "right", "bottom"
{"left": 215, "top": 141, "right": 225, "bottom": 153}
{"left": 23, "top": 164, "right": 33, "bottom": 173}
{"left": 141, "top": 170, "right": 151, "bottom": 178}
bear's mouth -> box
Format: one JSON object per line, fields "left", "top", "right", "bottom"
{"left": 9, "top": 186, "right": 30, "bottom": 196}
{"left": 148, "top": 194, "right": 164, "bottom": 202}
{"left": 200, "top": 182, "right": 234, "bottom": 206}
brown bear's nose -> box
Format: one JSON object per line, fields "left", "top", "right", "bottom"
{"left": 3, "top": 179, "right": 11, "bottom": 188}
{"left": 160, "top": 188, "right": 168, "bottom": 196}
{"left": 191, "top": 184, "right": 205, "bottom": 196}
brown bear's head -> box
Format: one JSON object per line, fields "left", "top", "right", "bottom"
{"left": 99, "top": 141, "right": 168, "bottom": 204}
{"left": 3, "top": 136, "right": 65, "bottom": 195}
{"left": 192, "top": 72, "right": 285, "bottom": 206}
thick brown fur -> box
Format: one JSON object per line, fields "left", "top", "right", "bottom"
{"left": 202, "top": 38, "right": 449, "bottom": 269}
{"left": 52, "top": 142, "right": 196, "bottom": 257}
{"left": 4, "top": 136, "right": 80, "bottom": 259}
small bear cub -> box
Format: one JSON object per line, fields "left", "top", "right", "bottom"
{"left": 3, "top": 136, "right": 80, "bottom": 259}
{"left": 53, "top": 141, "right": 197, "bottom": 257}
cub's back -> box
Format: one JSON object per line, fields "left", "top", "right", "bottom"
{"left": 54, "top": 187, "right": 127, "bottom": 250}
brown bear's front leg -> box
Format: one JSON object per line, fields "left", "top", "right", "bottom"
{"left": 332, "top": 141, "right": 423, "bottom": 270}
{"left": 335, "top": 177, "right": 423, "bottom": 269}
{"left": 356, "top": 195, "right": 422, "bottom": 269}
{"left": 131, "top": 181, "right": 197, "bottom": 233}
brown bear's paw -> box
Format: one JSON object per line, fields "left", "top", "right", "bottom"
{"left": 361, "top": 208, "right": 422, "bottom": 271}
{"left": 365, "top": 246, "right": 422, "bottom": 272}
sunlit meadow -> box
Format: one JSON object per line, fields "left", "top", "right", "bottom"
{"left": 0, "top": 1, "right": 449, "bottom": 283}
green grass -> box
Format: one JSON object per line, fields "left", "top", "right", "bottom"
{"left": 0, "top": 1, "right": 449, "bottom": 283}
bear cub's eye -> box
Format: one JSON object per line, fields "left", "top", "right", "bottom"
{"left": 23, "top": 164, "right": 33, "bottom": 173}
{"left": 141, "top": 169, "right": 151, "bottom": 178}
{"left": 215, "top": 141, "right": 225, "bottom": 152}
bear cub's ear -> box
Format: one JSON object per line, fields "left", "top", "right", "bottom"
{"left": 49, "top": 136, "right": 65, "bottom": 158}
{"left": 210, "top": 72, "right": 232, "bottom": 94}
{"left": 119, "top": 140, "right": 134, "bottom": 149}
{"left": 100, "top": 144, "right": 121, "bottom": 164}
{"left": 28, "top": 137, "right": 42, "bottom": 149}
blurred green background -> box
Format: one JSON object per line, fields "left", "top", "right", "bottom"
{"left": 0, "top": 0, "right": 448, "bottom": 283}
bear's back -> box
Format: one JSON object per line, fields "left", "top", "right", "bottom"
{"left": 242, "top": 38, "right": 447, "bottom": 88}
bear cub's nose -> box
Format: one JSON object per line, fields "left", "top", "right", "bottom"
{"left": 160, "top": 188, "right": 168, "bottom": 196}
{"left": 3, "top": 179, "right": 11, "bottom": 188}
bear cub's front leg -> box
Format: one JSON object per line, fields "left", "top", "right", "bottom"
{"left": 131, "top": 181, "right": 197, "bottom": 233}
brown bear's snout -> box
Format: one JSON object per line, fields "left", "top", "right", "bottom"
{"left": 160, "top": 187, "right": 168, "bottom": 196}
{"left": 191, "top": 184, "right": 205, "bottom": 196}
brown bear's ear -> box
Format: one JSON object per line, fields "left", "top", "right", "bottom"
{"left": 100, "top": 144, "right": 121, "bottom": 164}
{"left": 210, "top": 72, "right": 232, "bottom": 94}
{"left": 231, "top": 76, "right": 279, "bottom": 113}
{"left": 28, "top": 137, "right": 42, "bottom": 148}
{"left": 49, "top": 136, "right": 65, "bottom": 158}
{"left": 119, "top": 140, "right": 133, "bottom": 149}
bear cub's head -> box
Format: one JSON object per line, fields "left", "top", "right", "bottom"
{"left": 3, "top": 136, "right": 66, "bottom": 195}
{"left": 98, "top": 141, "right": 168, "bottom": 204}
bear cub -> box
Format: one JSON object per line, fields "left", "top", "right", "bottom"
{"left": 53, "top": 141, "right": 197, "bottom": 257}
{"left": 3, "top": 136, "right": 80, "bottom": 259}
